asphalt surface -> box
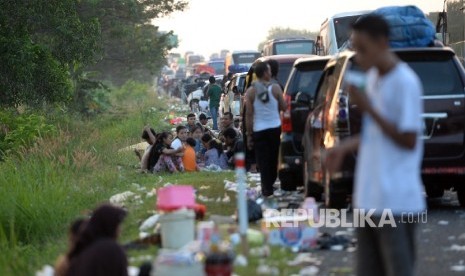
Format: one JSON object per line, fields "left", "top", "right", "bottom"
{"left": 312, "top": 190, "right": 465, "bottom": 276}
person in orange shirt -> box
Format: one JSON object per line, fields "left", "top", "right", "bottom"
{"left": 183, "top": 138, "right": 199, "bottom": 172}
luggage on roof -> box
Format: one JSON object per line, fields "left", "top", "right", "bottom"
{"left": 373, "top": 5, "right": 436, "bottom": 48}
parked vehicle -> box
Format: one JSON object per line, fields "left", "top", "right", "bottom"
{"left": 255, "top": 55, "right": 313, "bottom": 88}
{"left": 278, "top": 56, "right": 330, "bottom": 191}
{"left": 316, "top": 11, "right": 370, "bottom": 56}
{"left": 262, "top": 38, "right": 316, "bottom": 56}
{"left": 209, "top": 59, "right": 226, "bottom": 75}
{"left": 225, "top": 51, "right": 261, "bottom": 74}
{"left": 303, "top": 47, "right": 465, "bottom": 208}
{"left": 222, "top": 72, "right": 247, "bottom": 117}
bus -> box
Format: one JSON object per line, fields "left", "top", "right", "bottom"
{"left": 225, "top": 51, "right": 261, "bottom": 74}
{"left": 186, "top": 54, "right": 204, "bottom": 67}
{"left": 262, "top": 38, "right": 316, "bottom": 56}
{"left": 317, "top": 11, "right": 370, "bottom": 56}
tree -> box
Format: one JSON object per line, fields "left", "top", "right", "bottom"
{"left": 0, "top": 0, "right": 99, "bottom": 108}
{"left": 80, "top": 0, "right": 187, "bottom": 85}
{"left": 258, "top": 27, "right": 320, "bottom": 51}
{"left": 0, "top": 0, "right": 187, "bottom": 108}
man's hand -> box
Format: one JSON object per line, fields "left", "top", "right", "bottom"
{"left": 176, "top": 147, "right": 184, "bottom": 153}
{"left": 348, "top": 85, "right": 372, "bottom": 113}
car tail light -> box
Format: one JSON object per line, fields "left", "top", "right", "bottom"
{"left": 282, "top": 95, "right": 292, "bottom": 133}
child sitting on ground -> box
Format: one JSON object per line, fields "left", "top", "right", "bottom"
{"left": 204, "top": 139, "right": 229, "bottom": 170}
{"left": 183, "top": 138, "right": 199, "bottom": 172}
{"left": 191, "top": 126, "right": 205, "bottom": 157}
{"left": 153, "top": 132, "right": 184, "bottom": 173}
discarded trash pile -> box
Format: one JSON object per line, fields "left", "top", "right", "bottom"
{"left": 111, "top": 171, "right": 357, "bottom": 276}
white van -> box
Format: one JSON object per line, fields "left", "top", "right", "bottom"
{"left": 317, "top": 11, "right": 370, "bottom": 56}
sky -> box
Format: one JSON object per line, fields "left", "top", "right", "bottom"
{"left": 155, "top": 0, "right": 443, "bottom": 58}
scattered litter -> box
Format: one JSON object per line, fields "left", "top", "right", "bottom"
{"left": 139, "top": 232, "right": 150, "bottom": 239}
{"left": 448, "top": 236, "right": 456, "bottom": 241}
{"left": 438, "top": 220, "right": 449, "bottom": 226}
{"left": 202, "top": 164, "right": 223, "bottom": 172}
{"left": 199, "top": 185, "right": 210, "bottom": 190}
{"left": 163, "top": 182, "right": 173, "bottom": 187}
{"left": 131, "top": 183, "right": 146, "bottom": 191}
{"left": 224, "top": 180, "right": 239, "bottom": 192}
{"left": 287, "top": 253, "right": 321, "bottom": 266}
{"left": 330, "top": 245, "right": 344, "bottom": 251}
{"left": 109, "top": 191, "right": 136, "bottom": 207}
{"left": 299, "top": 265, "right": 319, "bottom": 276}
{"left": 139, "top": 214, "right": 160, "bottom": 231}
{"left": 247, "top": 229, "right": 265, "bottom": 246}
{"left": 451, "top": 261, "right": 465, "bottom": 272}
{"left": 256, "top": 264, "right": 279, "bottom": 275}
{"left": 422, "top": 228, "right": 432, "bottom": 233}
{"left": 448, "top": 244, "right": 465, "bottom": 251}
{"left": 234, "top": 254, "right": 248, "bottom": 266}
{"left": 35, "top": 265, "right": 54, "bottom": 276}
{"left": 230, "top": 233, "right": 240, "bottom": 245}
{"left": 222, "top": 193, "right": 231, "bottom": 203}
{"left": 250, "top": 245, "right": 271, "bottom": 258}
{"left": 248, "top": 175, "right": 261, "bottom": 183}
{"left": 198, "top": 195, "right": 214, "bottom": 202}
{"left": 146, "top": 189, "right": 156, "bottom": 198}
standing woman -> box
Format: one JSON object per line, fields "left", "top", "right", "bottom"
{"left": 66, "top": 204, "right": 128, "bottom": 276}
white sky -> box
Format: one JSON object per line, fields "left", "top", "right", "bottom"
{"left": 155, "top": 0, "right": 443, "bottom": 57}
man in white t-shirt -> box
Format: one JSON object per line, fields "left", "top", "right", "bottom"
{"left": 326, "top": 15, "right": 425, "bottom": 276}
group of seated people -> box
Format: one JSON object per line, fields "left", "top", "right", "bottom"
{"left": 137, "top": 111, "right": 243, "bottom": 173}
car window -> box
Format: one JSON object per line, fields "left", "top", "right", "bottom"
{"left": 287, "top": 61, "right": 326, "bottom": 98}
{"left": 278, "top": 62, "right": 294, "bottom": 88}
{"left": 316, "top": 57, "right": 346, "bottom": 104}
{"left": 407, "top": 60, "right": 463, "bottom": 96}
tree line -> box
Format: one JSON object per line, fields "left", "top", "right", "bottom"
{"left": 0, "top": 0, "right": 187, "bottom": 109}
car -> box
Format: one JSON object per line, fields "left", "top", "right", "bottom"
{"left": 222, "top": 72, "right": 247, "bottom": 117}
{"left": 262, "top": 38, "right": 317, "bottom": 56}
{"left": 303, "top": 47, "right": 465, "bottom": 208}
{"left": 316, "top": 10, "right": 370, "bottom": 56}
{"left": 209, "top": 59, "right": 226, "bottom": 75}
{"left": 225, "top": 51, "right": 261, "bottom": 75}
{"left": 278, "top": 56, "right": 330, "bottom": 191}
{"left": 254, "top": 55, "right": 314, "bottom": 88}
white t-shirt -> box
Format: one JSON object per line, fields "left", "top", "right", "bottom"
{"left": 354, "top": 63, "right": 426, "bottom": 215}
{"left": 199, "top": 101, "right": 209, "bottom": 112}
{"left": 171, "top": 138, "right": 183, "bottom": 150}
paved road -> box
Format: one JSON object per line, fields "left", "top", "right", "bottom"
{"left": 313, "top": 190, "right": 465, "bottom": 276}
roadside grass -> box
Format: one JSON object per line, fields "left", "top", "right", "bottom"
{"left": 0, "top": 84, "right": 170, "bottom": 275}
{"left": 0, "top": 83, "right": 302, "bottom": 275}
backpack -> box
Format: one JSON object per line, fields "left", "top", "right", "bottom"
{"left": 373, "top": 6, "right": 436, "bottom": 48}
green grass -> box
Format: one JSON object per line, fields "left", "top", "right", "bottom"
{"left": 0, "top": 84, "right": 304, "bottom": 275}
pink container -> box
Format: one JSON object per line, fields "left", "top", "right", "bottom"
{"left": 157, "top": 185, "right": 196, "bottom": 211}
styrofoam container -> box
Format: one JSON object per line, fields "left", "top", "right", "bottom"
{"left": 157, "top": 185, "right": 196, "bottom": 211}
{"left": 159, "top": 209, "right": 195, "bottom": 249}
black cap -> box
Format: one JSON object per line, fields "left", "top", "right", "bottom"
{"left": 199, "top": 113, "right": 208, "bottom": 120}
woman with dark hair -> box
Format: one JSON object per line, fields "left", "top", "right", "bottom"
{"left": 55, "top": 218, "right": 87, "bottom": 276}
{"left": 152, "top": 132, "right": 184, "bottom": 173}
{"left": 204, "top": 139, "right": 228, "bottom": 170}
{"left": 66, "top": 204, "right": 128, "bottom": 276}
